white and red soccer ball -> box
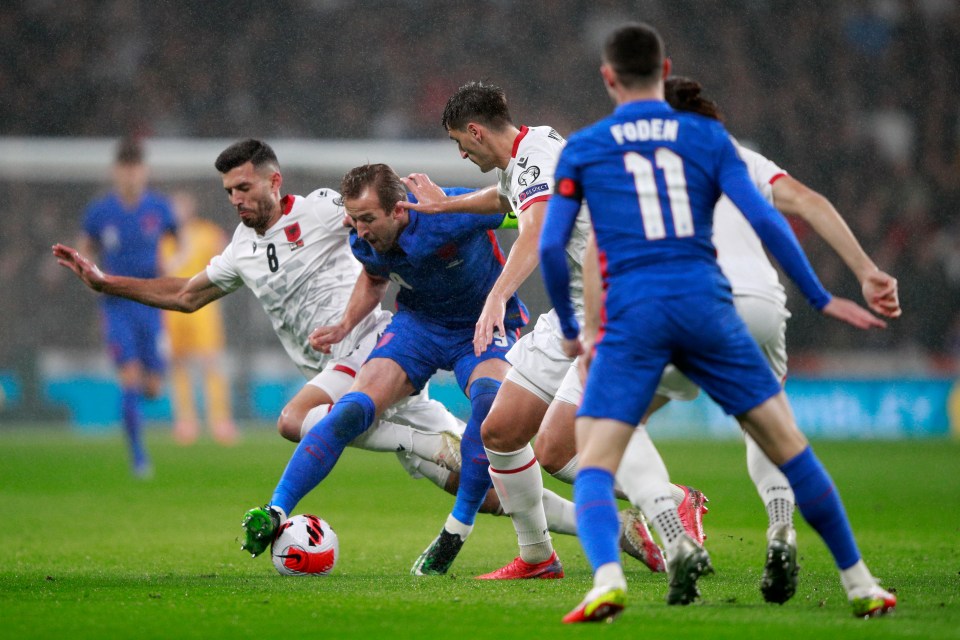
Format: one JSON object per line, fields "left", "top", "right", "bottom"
{"left": 271, "top": 514, "right": 339, "bottom": 576}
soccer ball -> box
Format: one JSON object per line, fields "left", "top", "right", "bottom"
{"left": 270, "top": 514, "right": 339, "bottom": 576}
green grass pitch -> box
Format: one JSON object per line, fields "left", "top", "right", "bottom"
{"left": 1, "top": 426, "right": 958, "bottom": 639}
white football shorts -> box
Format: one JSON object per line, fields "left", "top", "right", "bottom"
{"left": 553, "top": 293, "right": 789, "bottom": 408}
{"left": 504, "top": 309, "right": 574, "bottom": 404}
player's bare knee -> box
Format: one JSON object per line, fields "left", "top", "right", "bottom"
{"left": 276, "top": 408, "right": 303, "bottom": 442}
{"left": 480, "top": 413, "right": 523, "bottom": 452}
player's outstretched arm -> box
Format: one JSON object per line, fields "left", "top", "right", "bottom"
{"left": 720, "top": 151, "right": 890, "bottom": 332}
{"left": 309, "top": 269, "right": 389, "bottom": 355}
{"left": 51, "top": 243, "right": 226, "bottom": 312}
{"left": 53, "top": 242, "right": 108, "bottom": 291}
{"left": 771, "top": 175, "right": 901, "bottom": 318}
{"left": 399, "top": 174, "right": 506, "bottom": 214}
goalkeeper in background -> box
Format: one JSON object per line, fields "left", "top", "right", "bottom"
{"left": 160, "top": 190, "right": 238, "bottom": 445}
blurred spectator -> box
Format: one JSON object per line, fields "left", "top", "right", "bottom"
{"left": 2, "top": 0, "right": 958, "bottom": 359}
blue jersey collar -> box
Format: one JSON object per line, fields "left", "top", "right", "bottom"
{"left": 614, "top": 99, "right": 674, "bottom": 117}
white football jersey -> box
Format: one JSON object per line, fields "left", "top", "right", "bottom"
{"left": 207, "top": 188, "right": 386, "bottom": 378}
{"left": 714, "top": 144, "right": 789, "bottom": 306}
{"left": 496, "top": 125, "right": 592, "bottom": 316}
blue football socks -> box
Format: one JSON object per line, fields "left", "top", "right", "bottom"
{"left": 780, "top": 445, "right": 860, "bottom": 569}
{"left": 574, "top": 466, "right": 621, "bottom": 570}
{"left": 271, "top": 391, "right": 376, "bottom": 515}
{"left": 450, "top": 377, "right": 500, "bottom": 526}
{"left": 120, "top": 388, "right": 147, "bottom": 467}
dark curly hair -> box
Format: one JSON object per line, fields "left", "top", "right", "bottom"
{"left": 664, "top": 77, "right": 723, "bottom": 122}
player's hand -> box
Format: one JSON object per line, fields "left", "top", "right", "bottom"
{"left": 51, "top": 243, "right": 107, "bottom": 291}
{"left": 399, "top": 173, "right": 447, "bottom": 213}
{"left": 821, "top": 297, "right": 887, "bottom": 330}
{"left": 562, "top": 336, "right": 585, "bottom": 377}
{"left": 474, "top": 294, "right": 507, "bottom": 356}
{"left": 309, "top": 324, "right": 348, "bottom": 354}
{"left": 861, "top": 269, "right": 901, "bottom": 318}
{"left": 561, "top": 336, "right": 583, "bottom": 360}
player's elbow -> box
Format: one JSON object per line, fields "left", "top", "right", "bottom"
{"left": 174, "top": 292, "right": 206, "bottom": 313}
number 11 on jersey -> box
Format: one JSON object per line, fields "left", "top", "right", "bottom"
{"left": 624, "top": 148, "right": 694, "bottom": 240}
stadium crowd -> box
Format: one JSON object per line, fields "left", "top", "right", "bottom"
{"left": 2, "top": 0, "right": 959, "bottom": 366}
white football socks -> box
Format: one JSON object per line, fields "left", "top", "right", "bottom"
{"left": 299, "top": 403, "right": 332, "bottom": 441}
{"left": 487, "top": 444, "right": 554, "bottom": 563}
{"left": 669, "top": 483, "right": 686, "bottom": 505}
{"left": 445, "top": 513, "right": 473, "bottom": 539}
{"left": 595, "top": 561, "right": 627, "bottom": 591}
{"left": 551, "top": 453, "right": 580, "bottom": 484}
{"left": 542, "top": 488, "right": 577, "bottom": 536}
{"left": 840, "top": 560, "right": 879, "bottom": 599}
{"left": 401, "top": 456, "right": 452, "bottom": 491}
{"left": 350, "top": 419, "right": 443, "bottom": 457}
{"left": 615, "top": 425, "right": 686, "bottom": 555}
{"left": 745, "top": 433, "right": 796, "bottom": 535}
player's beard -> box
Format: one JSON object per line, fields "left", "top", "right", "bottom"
{"left": 239, "top": 197, "right": 274, "bottom": 232}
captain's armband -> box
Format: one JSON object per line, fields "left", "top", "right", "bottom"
{"left": 557, "top": 177, "right": 582, "bottom": 201}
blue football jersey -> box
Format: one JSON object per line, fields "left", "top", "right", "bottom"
{"left": 83, "top": 190, "right": 177, "bottom": 279}
{"left": 543, "top": 99, "right": 829, "bottom": 339}
{"left": 349, "top": 188, "right": 528, "bottom": 331}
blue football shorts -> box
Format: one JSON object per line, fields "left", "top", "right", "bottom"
{"left": 100, "top": 299, "right": 166, "bottom": 372}
{"left": 578, "top": 291, "right": 782, "bottom": 426}
{"left": 366, "top": 311, "right": 516, "bottom": 393}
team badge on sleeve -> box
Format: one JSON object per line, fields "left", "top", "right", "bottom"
{"left": 518, "top": 183, "right": 549, "bottom": 203}
{"left": 518, "top": 165, "right": 540, "bottom": 186}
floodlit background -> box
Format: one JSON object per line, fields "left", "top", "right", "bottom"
{"left": 1, "top": 0, "right": 958, "bottom": 436}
